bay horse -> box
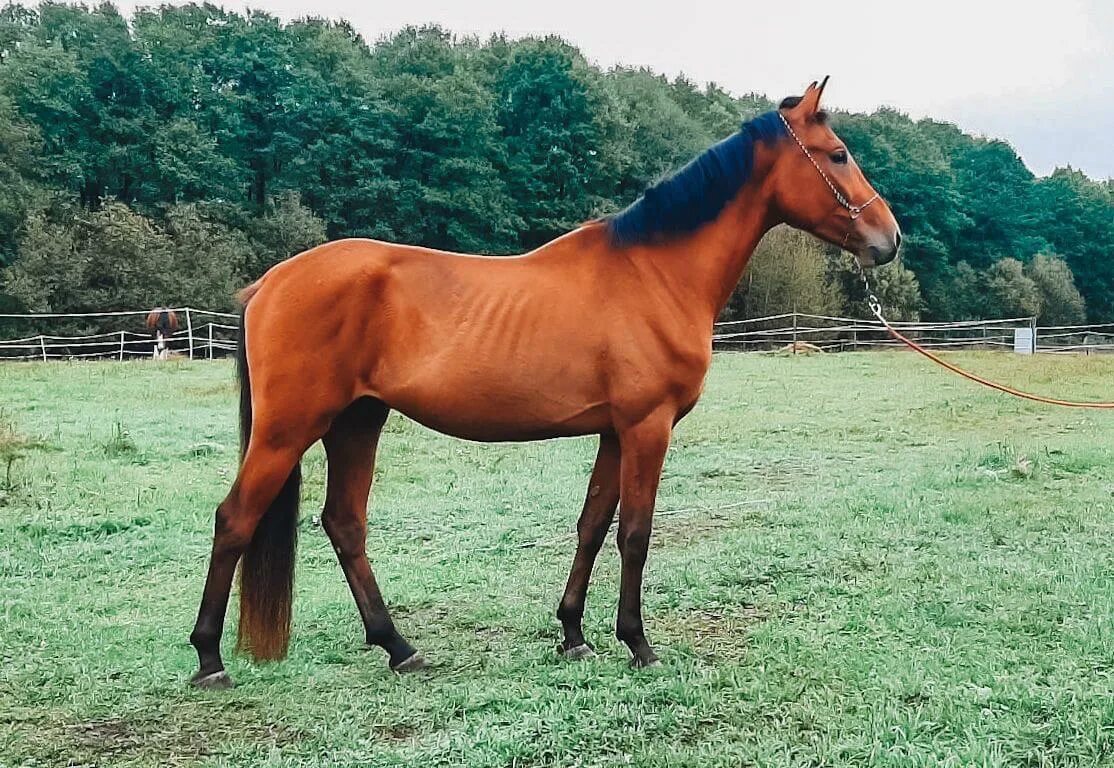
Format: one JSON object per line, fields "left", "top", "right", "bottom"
{"left": 146, "top": 308, "right": 179, "bottom": 360}
{"left": 189, "top": 79, "right": 901, "bottom": 688}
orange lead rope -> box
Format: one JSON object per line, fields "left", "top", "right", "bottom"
{"left": 865, "top": 294, "right": 1114, "bottom": 409}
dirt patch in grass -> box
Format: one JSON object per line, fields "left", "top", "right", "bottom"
{"left": 671, "top": 604, "right": 771, "bottom": 662}
{"left": 181, "top": 381, "right": 237, "bottom": 398}
{"left": 7, "top": 713, "right": 303, "bottom": 766}
{"left": 651, "top": 501, "right": 773, "bottom": 548}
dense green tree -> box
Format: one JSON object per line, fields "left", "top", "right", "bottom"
{"left": 934, "top": 261, "right": 983, "bottom": 321}
{"left": 245, "top": 192, "right": 327, "bottom": 277}
{"left": 1026, "top": 253, "right": 1085, "bottom": 325}
{"left": 1030, "top": 169, "right": 1114, "bottom": 320}
{"left": 727, "top": 227, "right": 845, "bottom": 319}
{"left": 984, "top": 258, "right": 1042, "bottom": 319}
{"left": 669, "top": 76, "right": 768, "bottom": 137}
{"left": 0, "top": 94, "right": 39, "bottom": 263}
{"left": 163, "top": 203, "right": 248, "bottom": 309}
{"left": 3, "top": 201, "right": 171, "bottom": 312}
{"left": 490, "top": 36, "right": 615, "bottom": 247}
{"left": 835, "top": 110, "right": 968, "bottom": 301}
{"left": 0, "top": 2, "right": 1110, "bottom": 323}
{"left": 604, "top": 68, "right": 711, "bottom": 206}
{"left": 276, "top": 19, "right": 397, "bottom": 239}
{"left": 371, "top": 26, "right": 521, "bottom": 252}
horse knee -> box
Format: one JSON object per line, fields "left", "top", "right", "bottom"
{"left": 616, "top": 525, "right": 651, "bottom": 561}
{"left": 576, "top": 517, "right": 609, "bottom": 550}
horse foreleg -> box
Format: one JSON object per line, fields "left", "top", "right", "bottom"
{"left": 321, "top": 399, "right": 424, "bottom": 672}
{"left": 556, "top": 433, "right": 620, "bottom": 658}
{"left": 615, "top": 415, "right": 672, "bottom": 668}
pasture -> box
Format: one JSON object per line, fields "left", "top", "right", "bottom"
{"left": 1, "top": 352, "right": 1112, "bottom": 767}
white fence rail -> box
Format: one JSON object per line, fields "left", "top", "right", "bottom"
{"left": 3, "top": 308, "right": 1114, "bottom": 360}
{"left": 0, "top": 307, "right": 239, "bottom": 361}
{"left": 712, "top": 313, "right": 1114, "bottom": 354}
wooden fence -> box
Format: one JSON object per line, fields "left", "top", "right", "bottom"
{"left": 2, "top": 309, "right": 1114, "bottom": 360}
{"left": 712, "top": 313, "right": 1114, "bottom": 354}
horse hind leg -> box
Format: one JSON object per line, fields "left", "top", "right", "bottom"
{"left": 321, "top": 398, "right": 423, "bottom": 672}
{"left": 189, "top": 437, "right": 304, "bottom": 688}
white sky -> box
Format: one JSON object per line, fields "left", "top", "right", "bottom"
{"left": 114, "top": 0, "right": 1114, "bottom": 179}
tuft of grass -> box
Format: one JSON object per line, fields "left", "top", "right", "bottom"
{"left": 184, "top": 441, "right": 223, "bottom": 459}
{"left": 0, "top": 409, "right": 49, "bottom": 490}
{"left": 101, "top": 420, "right": 138, "bottom": 458}
{"left": 1, "top": 353, "right": 1113, "bottom": 766}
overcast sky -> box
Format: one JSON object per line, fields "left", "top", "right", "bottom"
{"left": 115, "top": 0, "right": 1114, "bottom": 179}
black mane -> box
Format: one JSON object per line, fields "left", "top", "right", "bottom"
{"left": 606, "top": 110, "right": 787, "bottom": 246}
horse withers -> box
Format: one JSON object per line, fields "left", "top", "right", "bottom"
{"left": 188, "top": 78, "right": 900, "bottom": 688}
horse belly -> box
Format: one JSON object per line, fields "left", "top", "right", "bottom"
{"left": 377, "top": 366, "right": 610, "bottom": 442}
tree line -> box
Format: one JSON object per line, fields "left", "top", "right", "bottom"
{"left": 0, "top": 2, "right": 1110, "bottom": 328}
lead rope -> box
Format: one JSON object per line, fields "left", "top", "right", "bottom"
{"left": 853, "top": 264, "right": 1114, "bottom": 409}
{"left": 781, "top": 108, "right": 1113, "bottom": 408}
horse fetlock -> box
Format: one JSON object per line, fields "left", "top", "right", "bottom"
{"left": 556, "top": 597, "right": 583, "bottom": 625}
{"left": 615, "top": 616, "right": 645, "bottom": 646}
{"left": 189, "top": 626, "right": 219, "bottom": 655}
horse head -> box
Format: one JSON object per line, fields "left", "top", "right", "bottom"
{"left": 768, "top": 77, "right": 901, "bottom": 266}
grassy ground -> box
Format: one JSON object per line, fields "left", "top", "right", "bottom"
{"left": 1, "top": 352, "right": 1112, "bottom": 767}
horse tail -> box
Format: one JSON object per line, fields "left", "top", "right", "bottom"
{"left": 234, "top": 299, "right": 302, "bottom": 661}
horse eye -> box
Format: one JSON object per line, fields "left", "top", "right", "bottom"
{"left": 831, "top": 150, "right": 848, "bottom": 165}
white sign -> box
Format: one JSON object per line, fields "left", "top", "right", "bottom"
{"left": 1014, "top": 327, "right": 1035, "bottom": 354}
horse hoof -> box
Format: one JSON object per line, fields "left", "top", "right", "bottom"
{"left": 391, "top": 652, "right": 427, "bottom": 673}
{"left": 629, "top": 656, "right": 662, "bottom": 669}
{"left": 189, "top": 670, "right": 233, "bottom": 689}
{"left": 559, "top": 643, "right": 596, "bottom": 660}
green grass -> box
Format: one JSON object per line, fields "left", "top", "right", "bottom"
{"left": 1, "top": 352, "right": 1113, "bottom": 767}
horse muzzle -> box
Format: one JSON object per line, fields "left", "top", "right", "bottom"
{"left": 858, "top": 227, "right": 901, "bottom": 267}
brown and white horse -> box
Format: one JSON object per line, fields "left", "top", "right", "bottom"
{"left": 145, "top": 308, "right": 179, "bottom": 360}
{"left": 188, "top": 79, "right": 900, "bottom": 688}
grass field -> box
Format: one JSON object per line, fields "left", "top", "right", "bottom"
{"left": 1, "top": 352, "right": 1113, "bottom": 767}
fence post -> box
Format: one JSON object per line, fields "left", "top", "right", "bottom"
{"left": 39, "top": 335, "right": 47, "bottom": 362}
{"left": 791, "top": 309, "right": 798, "bottom": 354}
{"left": 185, "top": 308, "right": 194, "bottom": 360}
{"left": 1030, "top": 316, "right": 1038, "bottom": 354}
{"left": 207, "top": 323, "right": 213, "bottom": 360}
{"left": 119, "top": 330, "right": 125, "bottom": 361}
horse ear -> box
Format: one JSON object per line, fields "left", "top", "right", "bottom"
{"left": 792, "top": 76, "right": 829, "bottom": 119}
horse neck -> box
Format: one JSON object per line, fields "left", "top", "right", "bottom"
{"left": 637, "top": 181, "right": 777, "bottom": 325}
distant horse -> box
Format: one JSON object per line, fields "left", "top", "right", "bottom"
{"left": 146, "top": 308, "right": 179, "bottom": 360}
{"left": 188, "top": 79, "right": 901, "bottom": 688}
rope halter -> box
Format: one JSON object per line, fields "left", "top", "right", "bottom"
{"left": 777, "top": 111, "right": 879, "bottom": 231}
